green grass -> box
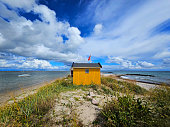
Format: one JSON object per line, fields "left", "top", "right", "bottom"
{"left": 94, "top": 77, "right": 170, "bottom": 127}
{"left": 94, "top": 95, "right": 152, "bottom": 127}
{"left": 101, "top": 77, "right": 147, "bottom": 95}
{"left": 147, "top": 85, "right": 170, "bottom": 126}
{"left": 0, "top": 76, "right": 169, "bottom": 126}
{"left": 0, "top": 77, "right": 94, "bottom": 126}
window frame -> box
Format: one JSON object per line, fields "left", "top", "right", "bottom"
{"left": 85, "top": 69, "right": 89, "bottom": 73}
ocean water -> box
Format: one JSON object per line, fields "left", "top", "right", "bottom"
{"left": 0, "top": 71, "right": 169, "bottom": 94}
{"left": 102, "top": 71, "right": 170, "bottom": 85}
{"left": 0, "top": 71, "right": 69, "bottom": 94}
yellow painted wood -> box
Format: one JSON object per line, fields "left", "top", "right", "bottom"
{"left": 73, "top": 68, "right": 101, "bottom": 85}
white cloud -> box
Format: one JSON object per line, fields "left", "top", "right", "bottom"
{"left": 108, "top": 56, "right": 139, "bottom": 69}
{"left": 33, "top": 4, "right": 56, "bottom": 23}
{"left": 153, "top": 48, "right": 170, "bottom": 59}
{"left": 0, "top": 57, "right": 60, "bottom": 70}
{"left": 0, "top": 52, "right": 73, "bottom": 70}
{"left": 79, "top": 0, "right": 170, "bottom": 63}
{"left": 0, "top": 0, "right": 170, "bottom": 70}
{"left": 0, "top": 0, "right": 85, "bottom": 63}
{"left": 0, "top": 0, "right": 35, "bottom": 11}
{"left": 93, "top": 24, "right": 103, "bottom": 35}
{"left": 0, "top": 33, "right": 5, "bottom": 45}
{"left": 137, "top": 61, "right": 154, "bottom": 68}
{"left": 102, "top": 65, "right": 121, "bottom": 70}
{"left": 19, "top": 59, "right": 55, "bottom": 69}
{"left": 108, "top": 56, "right": 154, "bottom": 69}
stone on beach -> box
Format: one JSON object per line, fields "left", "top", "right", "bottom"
{"left": 87, "top": 95, "right": 92, "bottom": 99}
{"left": 91, "top": 98, "right": 99, "bottom": 105}
{"left": 89, "top": 91, "right": 95, "bottom": 97}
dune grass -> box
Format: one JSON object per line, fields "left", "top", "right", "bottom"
{"left": 0, "top": 77, "right": 92, "bottom": 126}
{"left": 94, "top": 77, "right": 170, "bottom": 127}
{"left": 101, "top": 76, "right": 147, "bottom": 95}
{"left": 94, "top": 95, "right": 152, "bottom": 126}
{"left": 0, "top": 76, "right": 169, "bottom": 126}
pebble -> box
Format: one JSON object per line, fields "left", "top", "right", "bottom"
{"left": 87, "top": 95, "right": 92, "bottom": 99}
{"left": 91, "top": 98, "right": 99, "bottom": 105}
{"left": 89, "top": 92, "right": 95, "bottom": 97}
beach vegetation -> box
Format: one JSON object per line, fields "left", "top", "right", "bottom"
{"left": 147, "top": 85, "right": 170, "bottom": 126}
{"left": 0, "top": 76, "right": 169, "bottom": 126}
{"left": 94, "top": 95, "right": 152, "bottom": 126}
{"left": 94, "top": 77, "right": 170, "bottom": 127}
{"left": 101, "top": 77, "right": 147, "bottom": 95}
{"left": 0, "top": 77, "right": 90, "bottom": 126}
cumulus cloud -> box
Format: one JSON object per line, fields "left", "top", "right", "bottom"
{"left": 137, "top": 61, "right": 154, "bottom": 68}
{"left": 108, "top": 56, "right": 154, "bottom": 69}
{"left": 19, "top": 59, "right": 57, "bottom": 69}
{"left": 0, "top": 57, "right": 58, "bottom": 70}
{"left": 0, "top": 52, "right": 72, "bottom": 70}
{"left": 0, "top": 0, "right": 85, "bottom": 64}
{"left": 93, "top": 24, "right": 103, "bottom": 35}
{"left": 0, "top": 0, "right": 170, "bottom": 70}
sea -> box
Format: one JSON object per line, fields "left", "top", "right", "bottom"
{"left": 0, "top": 71, "right": 169, "bottom": 94}
{"left": 0, "top": 71, "right": 69, "bottom": 94}
{"left": 102, "top": 71, "right": 170, "bottom": 85}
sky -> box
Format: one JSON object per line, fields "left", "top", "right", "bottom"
{"left": 0, "top": 0, "right": 170, "bottom": 71}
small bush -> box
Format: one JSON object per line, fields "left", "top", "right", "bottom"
{"left": 101, "top": 86, "right": 113, "bottom": 95}
{"left": 148, "top": 86, "right": 170, "bottom": 126}
{"left": 95, "top": 95, "right": 152, "bottom": 127}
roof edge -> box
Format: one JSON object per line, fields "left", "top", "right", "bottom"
{"left": 71, "top": 62, "right": 102, "bottom": 68}
{"left": 98, "top": 62, "right": 102, "bottom": 68}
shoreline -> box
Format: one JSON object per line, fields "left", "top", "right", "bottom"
{"left": 101, "top": 73, "right": 158, "bottom": 90}
{"left": 0, "top": 77, "right": 64, "bottom": 106}
{"left": 101, "top": 72, "right": 170, "bottom": 85}
{"left": 0, "top": 73, "right": 162, "bottom": 105}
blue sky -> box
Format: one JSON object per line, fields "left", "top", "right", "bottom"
{"left": 0, "top": 0, "right": 170, "bottom": 71}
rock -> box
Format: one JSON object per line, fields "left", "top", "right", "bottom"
{"left": 91, "top": 98, "right": 99, "bottom": 105}
{"left": 89, "top": 92, "right": 95, "bottom": 97}
{"left": 87, "top": 96, "right": 92, "bottom": 99}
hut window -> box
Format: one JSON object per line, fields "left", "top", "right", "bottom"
{"left": 85, "top": 69, "right": 89, "bottom": 73}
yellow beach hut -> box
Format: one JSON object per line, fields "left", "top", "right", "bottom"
{"left": 71, "top": 62, "right": 102, "bottom": 85}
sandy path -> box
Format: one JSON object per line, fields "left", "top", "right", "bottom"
{"left": 47, "top": 89, "right": 114, "bottom": 126}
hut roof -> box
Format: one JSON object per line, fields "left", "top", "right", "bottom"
{"left": 71, "top": 62, "right": 102, "bottom": 68}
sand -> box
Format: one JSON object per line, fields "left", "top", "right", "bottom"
{"left": 47, "top": 89, "right": 114, "bottom": 126}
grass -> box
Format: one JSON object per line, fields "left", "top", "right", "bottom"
{"left": 0, "top": 76, "right": 169, "bottom": 126}
{"left": 94, "top": 95, "right": 152, "bottom": 126}
{"left": 94, "top": 77, "right": 170, "bottom": 127}
{"left": 101, "top": 77, "right": 147, "bottom": 95}
{"left": 147, "top": 85, "right": 170, "bottom": 126}
{"left": 0, "top": 77, "right": 93, "bottom": 126}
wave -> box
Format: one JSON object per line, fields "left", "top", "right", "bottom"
{"left": 18, "top": 74, "right": 31, "bottom": 77}
{"left": 120, "top": 76, "right": 129, "bottom": 79}
{"left": 125, "top": 74, "right": 155, "bottom": 77}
